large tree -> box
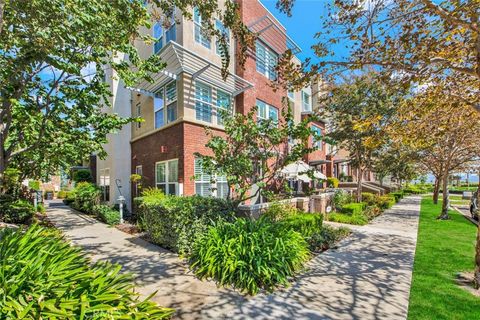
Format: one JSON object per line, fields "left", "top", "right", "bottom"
{"left": 0, "top": 0, "right": 252, "bottom": 182}
{"left": 322, "top": 73, "right": 403, "bottom": 202}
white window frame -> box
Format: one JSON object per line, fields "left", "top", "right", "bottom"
{"left": 153, "top": 13, "right": 176, "bottom": 54}
{"left": 194, "top": 7, "right": 211, "bottom": 49}
{"left": 99, "top": 168, "right": 110, "bottom": 202}
{"left": 154, "top": 81, "right": 177, "bottom": 129}
{"left": 287, "top": 90, "right": 295, "bottom": 101}
{"left": 136, "top": 103, "right": 142, "bottom": 129}
{"left": 194, "top": 158, "right": 229, "bottom": 198}
{"left": 256, "top": 99, "right": 279, "bottom": 125}
{"left": 302, "top": 90, "right": 311, "bottom": 112}
{"left": 256, "top": 40, "right": 278, "bottom": 80}
{"left": 155, "top": 159, "right": 179, "bottom": 195}
{"left": 194, "top": 81, "right": 232, "bottom": 126}
{"left": 135, "top": 165, "right": 143, "bottom": 176}
{"left": 215, "top": 19, "right": 230, "bottom": 56}
{"left": 312, "top": 125, "right": 323, "bottom": 150}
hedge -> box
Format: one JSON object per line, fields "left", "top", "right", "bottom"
{"left": 0, "top": 195, "right": 35, "bottom": 224}
{"left": 341, "top": 202, "right": 366, "bottom": 215}
{"left": 135, "top": 194, "right": 235, "bottom": 255}
{"left": 279, "top": 213, "right": 323, "bottom": 239}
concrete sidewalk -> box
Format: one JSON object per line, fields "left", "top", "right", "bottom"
{"left": 47, "top": 196, "right": 421, "bottom": 320}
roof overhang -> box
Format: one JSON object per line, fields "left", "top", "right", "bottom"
{"left": 130, "top": 41, "right": 253, "bottom": 97}
{"left": 248, "top": 15, "right": 301, "bottom": 55}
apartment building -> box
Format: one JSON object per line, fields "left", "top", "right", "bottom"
{"left": 95, "top": 0, "right": 335, "bottom": 209}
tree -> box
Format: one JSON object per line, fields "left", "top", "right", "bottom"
{"left": 195, "top": 105, "right": 318, "bottom": 205}
{"left": 394, "top": 84, "right": 480, "bottom": 219}
{"left": 0, "top": 0, "right": 252, "bottom": 184}
{"left": 322, "top": 73, "right": 402, "bottom": 202}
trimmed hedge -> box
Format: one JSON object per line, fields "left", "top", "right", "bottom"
{"left": 70, "top": 182, "right": 100, "bottom": 213}
{"left": 376, "top": 195, "right": 396, "bottom": 210}
{"left": 190, "top": 218, "right": 310, "bottom": 295}
{"left": 279, "top": 213, "right": 323, "bottom": 239}
{"left": 341, "top": 202, "right": 366, "bottom": 215}
{"left": 135, "top": 194, "right": 235, "bottom": 255}
{"left": 0, "top": 225, "right": 174, "bottom": 319}
{"left": 93, "top": 204, "right": 121, "bottom": 225}
{"left": 390, "top": 191, "right": 404, "bottom": 202}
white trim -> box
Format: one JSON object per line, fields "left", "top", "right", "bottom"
{"left": 155, "top": 159, "right": 179, "bottom": 195}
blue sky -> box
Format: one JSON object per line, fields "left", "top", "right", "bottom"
{"left": 260, "top": 0, "right": 346, "bottom": 63}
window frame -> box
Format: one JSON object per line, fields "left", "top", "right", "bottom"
{"left": 302, "top": 90, "right": 311, "bottom": 112}
{"left": 311, "top": 124, "right": 323, "bottom": 150}
{"left": 194, "top": 158, "right": 229, "bottom": 198}
{"left": 154, "top": 80, "right": 177, "bottom": 129}
{"left": 155, "top": 159, "right": 179, "bottom": 195}
{"left": 194, "top": 7, "right": 211, "bottom": 49}
{"left": 255, "top": 40, "right": 278, "bottom": 80}
{"left": 153, "top": 14, "right": 176, "bottom": 54}
{"left": 215, "top": 19, "right": 230, "bottom": 56}
{"left": 256, "top": 99, "right": 279, "bottom": 125}
{"left": 99, "top": 168, "right": 110, "bottom": 202}
{"left": 194, "top": 81, "right": 232, "bottom": 126}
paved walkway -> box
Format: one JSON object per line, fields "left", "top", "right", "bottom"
{"left": 46, "top": 196, "right": 421, "bottom": 320}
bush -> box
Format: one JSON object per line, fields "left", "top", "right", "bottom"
{"left": 93, "top": 204, "right": 121, "bottom": 225}
{"left": 28, "top": 180, "right": 41, "bottom": 191}
{"left": 327, "top": 177, "right": 339, "bottom": 188}
{"left": 57, "top": 190, "right": 67, "bottom": 199}
{"left": 278, "top": 213, "right": 323, "bottom": 239}
{"left": 0, "top": 197, "right": 35, "bottom": 224}
{"left": 376, "top": 195, "right": 396, "bottom": 210}
{"left": 190, "top": 218, "right": 310, "bottom": 295}
{"left": 327, "top": 212, "right": 369, "bottom": 225}
{"left": 361, "top": 192, "right": 376, "bottom": 206}
{"left": 332, "top": 190, "right": 354, "bottom": 210}
{"left": 0, "top": 225, "right": 174, "bottom": 319}
{"left": 263, "top": 202, "right": 299, "bottom": 221}
{"left": 36, "top": 203, "right": 46, "bottom": 214}
{"left": 136, "top": 194, "right": 235, "bottom": 255}
{"left": 71, "top": 182, "right": 100, "bottom": 213}
{"left": 341, "top": 202, "right": 365, "bottom": 215}
{"left": 73, "top": 169, "right": 92, "bottom": 183}
{"left": 309, "top": 225, "right": 351, "bottom": 251}
{"left": 390, "top": 191, "right": 404, "bottom": 202}
{"left": 62, "top": 190, "right": 75, "bottom": 205}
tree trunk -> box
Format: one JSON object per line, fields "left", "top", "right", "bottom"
{"left": 357, "top": 167, "right": 363, "bottom": 202}
{"left": 433, "top": 177, "right": 440, "bottom": 204}
{"left": 437, "top": 173, "right": 450, "bottom": 220}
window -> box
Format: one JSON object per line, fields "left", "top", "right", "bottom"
{"left": 195, "top": 158, "right": 229, "bottom": 198}
{"left": 155, "top": 159, "right": 178, "bottom": 195}
{"left": 135, "top": 165, "right": 143, "bottom": 176}
{"left": 153, "top": 14, "right": 176, "bottom": 54}
{"left": 195, "top": 82, "right": 212, "bottom": 123}
{"left": 215, "top": 20, "right": 230, "bottom": 56}
{"left": 155, "top": 81, "right": 177, "bottom": 128}
{"left": 216, "top": 90, "right": 231, "bottom": 125}
{"left": 256, "top": 41, "right": 278, "bottom": 80}
{"left": 257, "top": 99, "right": 279, "bottom": 124}
{"left": 302, "top": 91, "right": 311, "bottom": 112}
{"left": 311, "top": 125, "right": 323, "bottom": 150}
{"left": 136, "top": 103, "right": 142, "bottom": 129}
{"left": 194, "top": 7, "right": 211, "bottom": 48}
{"left": 288, "top": 90, "right": 295, "bottom": 100}
{"left": 99, "top": 168, "right": 110, "bottom": 202}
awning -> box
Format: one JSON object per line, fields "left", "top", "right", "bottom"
{"left": 130, "top": 41, "right": 253, "bottom": 97}
{"left": 309, "top": 159, "right": 331, "bottom": 166}
{"left": 281, "top": 160, "right": 327, "bottom": 182}
{"left": 248, "top": 15, "right": 301, "bottom": 55}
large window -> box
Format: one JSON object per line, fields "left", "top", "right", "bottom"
{"left": 302, "top": 90, "right": 311, "bottom": 112}
{"left": 194, "top": 7, "right": 211, "bottom": 49}
{"left": 155, "top": 159, "right": 178, "bottom": 195}
{"left": 257, "top": 99, "right": 279, "bottom": 125}
{"left": 155, "top": 81, "right": 177, "bottom": 129}
{"left": 195, "top": 82, "right": 232, "bottom": 125}
{"left": 287, "top": 90, "right": 295, "bottom": 100}
{"left": 99, "top": 168, "right": 110, "bottom": 202}
{"left": 153, "top": 15, "right": 176, "bottom": 54}
{"left": 311, "top": 125, "right": 322, "bottom": 150}
{"left": 194, "top": 158, "right": 228, "bottom": 198}
{"left": 215, "top": 20, "right": 230, "bottom": 56}
{"left": 256, "top": 41, "right": 278, "bottom": 80}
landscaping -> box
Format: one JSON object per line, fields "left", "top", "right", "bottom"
{"left": 408, "top": 197, "right": 480, "bottom": 319}
{"left": 0, "top": 224, "right": 174, "bottom": 319}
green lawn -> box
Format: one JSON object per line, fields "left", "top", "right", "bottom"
{"left": 408, "top": 197, "right": 480, "bottom": 319}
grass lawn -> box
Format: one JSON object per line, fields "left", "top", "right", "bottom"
{"left": 408, "top": 196, "right": 480, "bottom": 319}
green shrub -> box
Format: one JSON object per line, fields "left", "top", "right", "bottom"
{"left": 376, "top": 195, "right": 396, "bottom": 210}
{"left": 73, "top": 169, "right": 93, "bottom": 182}
{"left": 0, "top": 225, "right": 174, "bottom": 319}
{"left": 36, "top": 203, "right": 46, "bottom": 214}
{"left": 190, "top": 218, "right": 310, "bottom": 295}
{"left": 327, "top": 212, "right": 369, "bottom": 225}
{"left": 363, "top": 205, "right": 382, "bottom": 219}
{"left": 309, "top": 225, "right": 351, "bottom": 251}
{"left": 263, "top": 202, "right": 299, "bottom": 221}
{"left": 278, "top": 213, "right": 323, "bottom": 239}
{"left": 71, "top": 182, "right": 100, "bottom": 213}
{"left": 0, "top": 197, "right": 35, "bottom": 224}
{"left": 361, "top": 192, "right": 376, "bottom": 206}
{"left": 93, "top": 204, "right": 121, "bottom": 225}
{"left": 332, "top": 190, "right": 354, "bottom": 210}
{"left": 28, "top": 180, "right": 41, "bottom": 191}
{"left": 390, "top": 191, "right": 404, "bottom": 202}
{"left": 341, "top": 202, "right": 365, "bottom": 215}
{"left": 57, "top": 190, "right": 67, "bottom": 199}
{"left": 136, "top": 194, "right": 235, "bottom": 255}
{"left": 62, "top": 190, "right": 75, "bottom": 205}
{"left": 327, "top": 177, "right": 339, "bottom": 188}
